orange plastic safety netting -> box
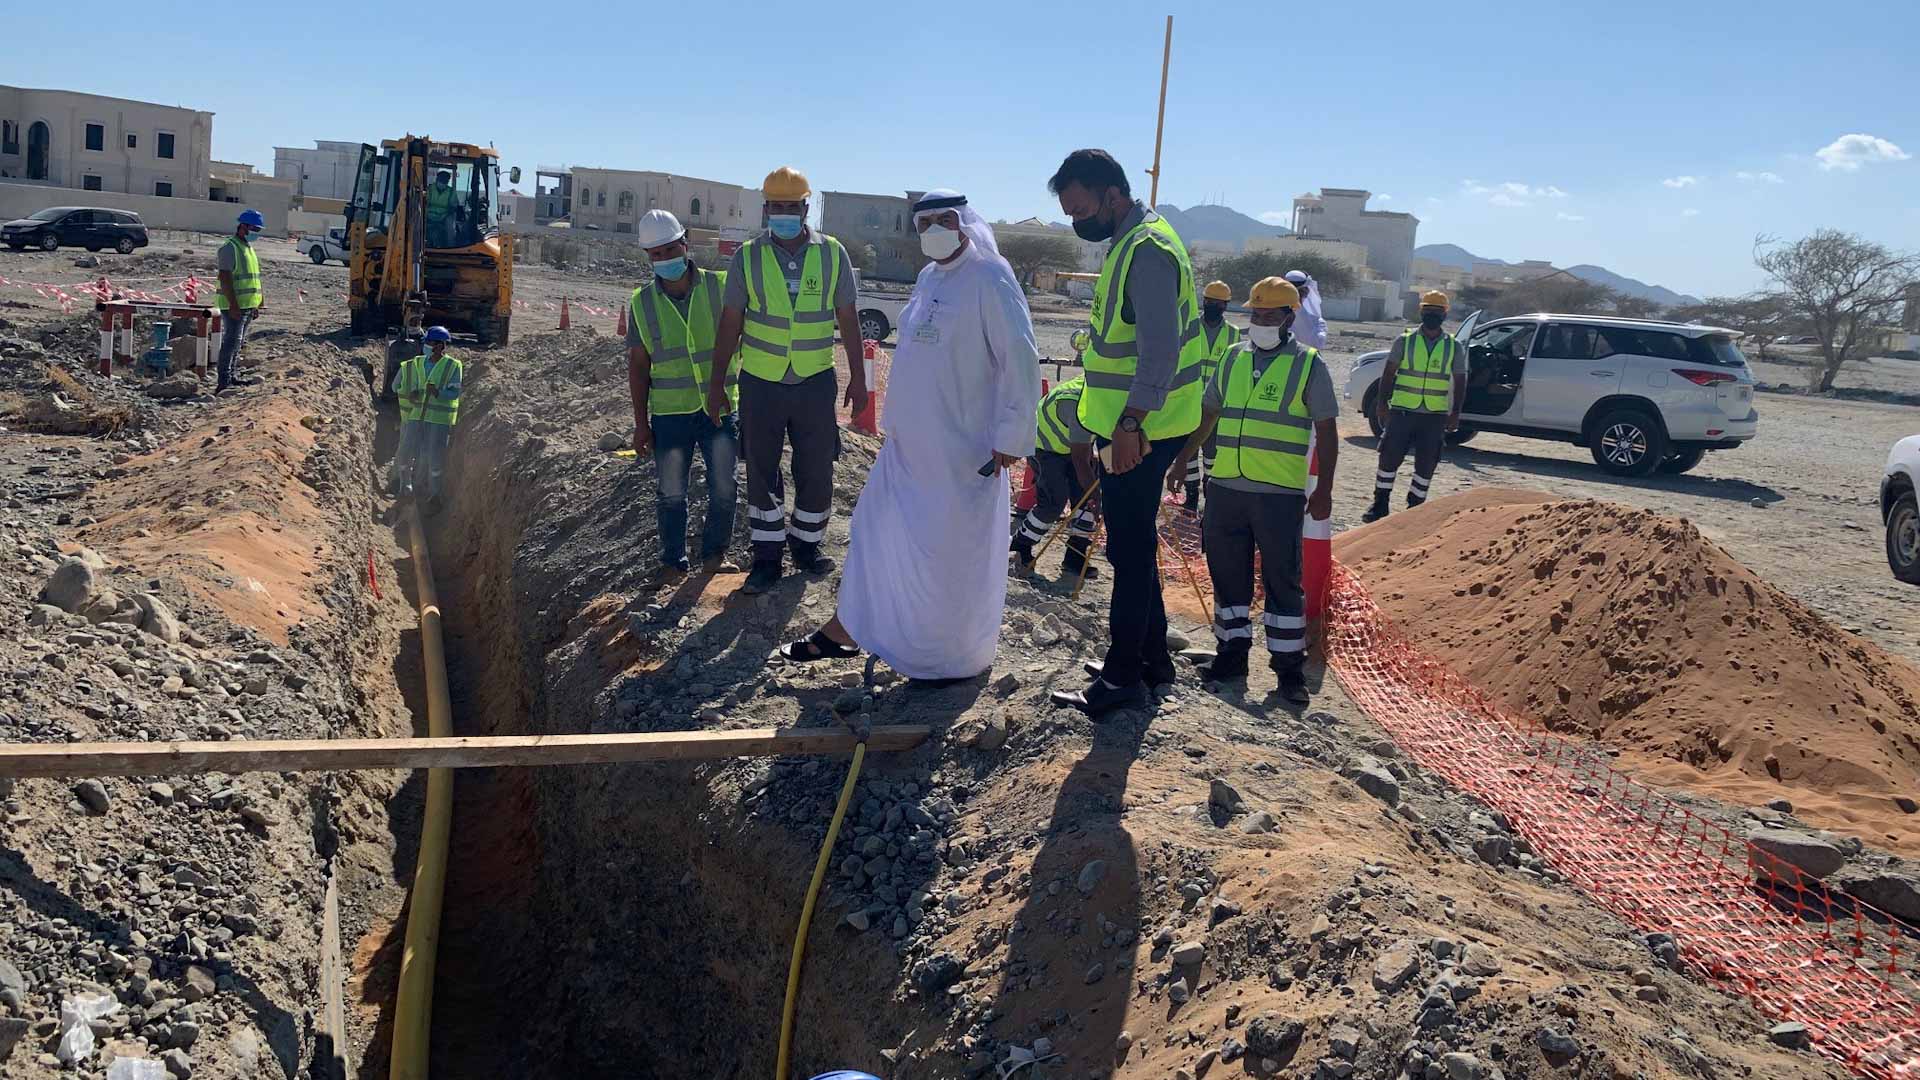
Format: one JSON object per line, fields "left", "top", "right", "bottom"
{"left": 1322, "top": 561, "right": 1920, "bottom": 1078}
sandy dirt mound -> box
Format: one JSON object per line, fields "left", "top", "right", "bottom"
{"left": 1336, "top": 489, "right": 1920, "bottom": 848}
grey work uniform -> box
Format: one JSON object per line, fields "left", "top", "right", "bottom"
{"left": 1014, "top": 389, "right": 1098, "bottom": 573}
{"left": 721, "top": 230, "right": 855, "bottom": 568}
{"left": 1200, "top": 339, "right": 1337, "bottom": 670}
{"left": 214, "top": 239, "right": 257, "bottom": 388}
{"left": 1375, "top": 330, "right": 1467, "bottom": 506}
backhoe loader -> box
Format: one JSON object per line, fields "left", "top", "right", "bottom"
{"left": 346, "top": 135, "right": 516, "bottom": 345}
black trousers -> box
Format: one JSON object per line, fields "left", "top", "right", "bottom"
{"left": 1014, "top": 450, "right": 1096, "bottom": 569}
{"left": 1376, "top": 409, "right": 1447, "bottom": 503}
{"left": 741, "top": 369, "right": 839, "bottom": 566}
{"left": 1202, "top": 485, "right": 1306, "bottom": 673}
{"left": 1096, "top": 434, "right": 1185, "bottom": 687}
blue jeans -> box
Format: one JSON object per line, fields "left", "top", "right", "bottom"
{"left": 653, "top": 411, "right": 739, "bottom": 566}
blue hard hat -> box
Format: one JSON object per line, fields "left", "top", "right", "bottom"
{"left": 425, "top": 326, "right": 452, "bottom": 342}
{"left": 237, "top": 209, "right": 266, "bottom": 229}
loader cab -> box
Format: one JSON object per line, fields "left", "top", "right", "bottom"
{"left": 347, "top": 143, "right": 500, "bottom": 249}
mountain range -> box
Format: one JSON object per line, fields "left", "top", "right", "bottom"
{"left": 1415, "top": 243, "right": 1698, "bottom": 307}
{"left": 1048, "top": 206, "right": 1699, "bottom": 306}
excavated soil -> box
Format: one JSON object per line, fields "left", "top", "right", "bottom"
{"left": 1336, "top": 489, "right": 1920, "bottom": 852}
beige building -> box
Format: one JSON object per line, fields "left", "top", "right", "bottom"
{"left": 0, "top": 85, "right": 213, "bottom": 199}
{"left": 1290, "top": 188, "right": 1419, "bottom": 286}
{"left": 1245, "top": 235, "right": 1371, "bottom": 276}
{"left": 1411, "top": 256, "right": 1472, "bottom": 294}
{"left": 568, "top": 168, "right": 752, "bottom": 237}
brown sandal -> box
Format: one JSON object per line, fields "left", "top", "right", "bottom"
{"left": 777, "top": 630, "right": 861, "bottom": 663}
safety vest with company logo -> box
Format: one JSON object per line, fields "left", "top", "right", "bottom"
{"left": 1212, "top": 343, "right": 1318, "bottom": 491}
{"left": 1035, "top": 377, "right": 1087, "bottom": 455}
{"left": 218, "top": 236, "right": 261, "bottom": 312}
{"left": 1201, "top": 318, "right": 1241, "bottom": 385}
{"left": 1078, "top": 214, "right": 1206, "bottom": 441}
{"left": 631, "top": 268, "right": 736, "bottom": 416}
{"left": 426, "top": 183, "right": 456, "bottom": 222}
{"left": 737, "top": 234, "right": 844, "bottom": 382}
{"left": 419, "top": 353, "right": 463, "bottom": 426}
{"left": 1388, "top": 330, "right": 1458, "bottom": 413}
{"left": 392, "top": 354, "right": 428, "bottom": 422}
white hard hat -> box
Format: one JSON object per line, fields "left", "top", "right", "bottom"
{"left": 636, "top": 209, "right": 686, "bottom": 249}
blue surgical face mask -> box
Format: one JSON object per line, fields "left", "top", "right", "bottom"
{"left": 240, "top": 229, "right": 256, "bottom": 243}
{"left": 651, "top": 256, "right": 688, "bottom": 281}
{"left": 769, "top": 214, "right": 804, "bottom": 240}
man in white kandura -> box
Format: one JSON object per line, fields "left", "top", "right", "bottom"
{"left": 778, "top": 189, "right": 1040, "bottom": 685}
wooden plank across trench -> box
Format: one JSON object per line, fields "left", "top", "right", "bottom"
{"left": 0, "top": 725, "right": 931, "bottom": 780}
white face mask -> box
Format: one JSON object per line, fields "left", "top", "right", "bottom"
{"left": 1248, "top": 324, "right": 1285, "bottom": 350}
{"left": 919, "top": 224, "right": 963, "bottom": 261}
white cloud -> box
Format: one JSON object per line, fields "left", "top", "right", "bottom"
{"left": 1556, "top": 211, "right": 1585, "bottom": 222}
{"left": 1376, "top": 194, "right": 1394, "bottom": 202}
{"left": 1424, "top": 196, "right": 1443, "bottom": 204}
{"left": 1460, "top": 180, "right": 1569, "bottom": 208}
{"left": 1682, "top": 208, "right": 1701, "bottom": 217}
{"left": 1735, "top": 170, "right": 1785, "bottom": 184}
{"left": 1257, "top": 210, "right": 1290, "bottom": 225}
{"left": 1662, "top": 175, "right": 1699, "bottom": 189}
{"left": 1816, "top": 134, "right": 1910, "bottom": 171}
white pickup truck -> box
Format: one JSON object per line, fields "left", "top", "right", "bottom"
{"left": 303, "top": 227, "right": 350, "bottom": 266}
{"left": 856, "top": 286, "right": 909, "bottom": 345}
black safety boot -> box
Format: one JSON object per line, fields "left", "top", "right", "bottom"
{"left": 1360, "top": 492, "right": 1391, "bottom": 524}
{"left": 1196, "top": 644, "right": 1250, "bottom": 682}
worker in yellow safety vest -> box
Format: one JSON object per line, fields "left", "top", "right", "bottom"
{"left": 1364, "top": 290, "right": 1466, "bottom": 522}
{"left": 706, "top": 166, "right": 867, "bottom": 595}
{"left": 425, "top": 170, "right": 461, "bottom": 248}
{"left": 388, "top": 341, "right": 429, "bottom": 497}
{"left": 628, "top": 209, "right": 740, "bottom": 577}
{"left": 214, "top": 208, "right": 266, "bottom": 394}
{"left": 1042, "top": 149, "right": 1206, "bottom": 718}
{"left": 1012, "top": 375, "right": 1101, "bottom": 581}
{"left": 407, "top": 326, "right": 463, "bottom": 513}
{"left": 1168, "top": 277, "right": 1339, "bottom": 704}
{"left": 1181, "top": 279, "right": 1242, "bottom": 508}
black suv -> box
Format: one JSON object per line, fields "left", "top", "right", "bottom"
{"left": 2, "top": 207, "right": 150, "bottom": 254}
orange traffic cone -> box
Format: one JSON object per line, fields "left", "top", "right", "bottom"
{"left": 616, "top": 300, "right": 628, "bottom": 338}
{"left": 559, "top": 296, "right": 571, "bottom": 330}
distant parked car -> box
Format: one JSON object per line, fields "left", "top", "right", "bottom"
{"left": 305, "top": 227, "right": 350, "bottom": 265}
{"left": 1343, "top": 312, "right": 1760, "bottom": 477}
{"left": 2, "top": 206, "right": 149, "bottom": 254}
{"left": 1885, "top": 435, "right": 1920, "bottom": 584}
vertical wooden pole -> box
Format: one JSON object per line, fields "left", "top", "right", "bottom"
{"left": 1148, "top": 15, "right": 1173, "bottom": 207}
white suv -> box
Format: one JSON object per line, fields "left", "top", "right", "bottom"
{"left": 1886, "top": 435, "right": 1920, "bottom": 584}
{"left": 1343, "top": 312, "right": 1760, "bottom": 477}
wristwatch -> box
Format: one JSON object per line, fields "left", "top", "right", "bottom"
{"left": 1117, "top": 415, "right": 1142, "bottom": 434}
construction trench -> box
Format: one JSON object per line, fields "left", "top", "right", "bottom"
{"left": 5, "top": 252, "right": 1920, "bottom": 1080}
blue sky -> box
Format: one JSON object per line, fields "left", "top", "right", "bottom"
{"left": 18, "top": 0, "right": 1918, "bottom": 297}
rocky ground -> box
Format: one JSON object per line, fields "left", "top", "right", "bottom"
{"left": 0, "top": 238, "right": 1912, "bottom": 1079}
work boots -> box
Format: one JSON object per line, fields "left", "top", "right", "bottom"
{"left": 1361, "top": 491, "right": 1391, "bottom": 524}
{"left": 1010, "top": 538, "right": 1038, "bottom": 576}
{"left": 1195, "top": 643, "right": 1250, "bottom": 683}
{"left": 1276, "top": 662, "right": 1310, "bottom": 706}
{"left": 1406, "top": 493, "right": 1427, "bottom": 510}
{"left": 1183, "top": 480, "right": 1202, "bottom": 511}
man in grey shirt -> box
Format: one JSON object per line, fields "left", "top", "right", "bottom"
{"left": 1169, "top": 276, "right": 1338, "bottom": 705}
{"left": 706, "top": 165, "right": 866, "bottom": 595}
{"left": 1044, "top": 149, "right": 1201, "bottom": 719}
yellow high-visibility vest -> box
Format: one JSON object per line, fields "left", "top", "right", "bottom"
{"left": 736, "top": 235, "right": 844, "bottom": 382}
{"left": 1388, "top": 331, "right": 1457, "bottom": 413}
{"left": 1211, "top": 343, "right": 1317, "bottom": 490}
{"left": 1077, "top": 215, "right": 1205, "bottom": 441}
{"left": 631, "top": 269, "right": 735, "bottom": 416}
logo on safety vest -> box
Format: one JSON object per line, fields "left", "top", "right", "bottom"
{"left": 1257, "top": 377, "right": 1282, "bottom": 403}
{"left": 802, "top": 274, "right": 820, "bottom": 293}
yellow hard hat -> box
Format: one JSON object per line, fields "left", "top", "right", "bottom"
{"left": 1202, "top": 280, "right": 1232, "bottom": 302}
{"left": 1420, "top": 290, "right": 1450, "bottom": 309}
{"left": 763, "top": 166, "right": 812, "bottom": 201}
{"left": 1246, "top": 276, "right": 1301, "bottom": 310}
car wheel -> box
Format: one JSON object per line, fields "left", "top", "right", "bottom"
{"left": 310, "top": 246, "right": 328, "bottom": 264}
{"left": 1362, "top": 387, "right": 1383, "bottom": 438}
{"left": 1656, "top": 448, "right": 1707, "bottom": 475}
{"left": 1889, "top": 489, "right": 1920, "bottom": 585}
{"left": 39, "top": 233, "right": 57, "bottom": 252}
{"left": 115, "top": 237, "right": 135, "bottom": 255}
{"left": 1589, "top": 408, "right": 1668, "bottom": 478}
{"left": 858, "top": 311, "right": 889, "bottom": 344}
{"left": 1444, "top": 426, "right": 1476, "bottom": 446}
